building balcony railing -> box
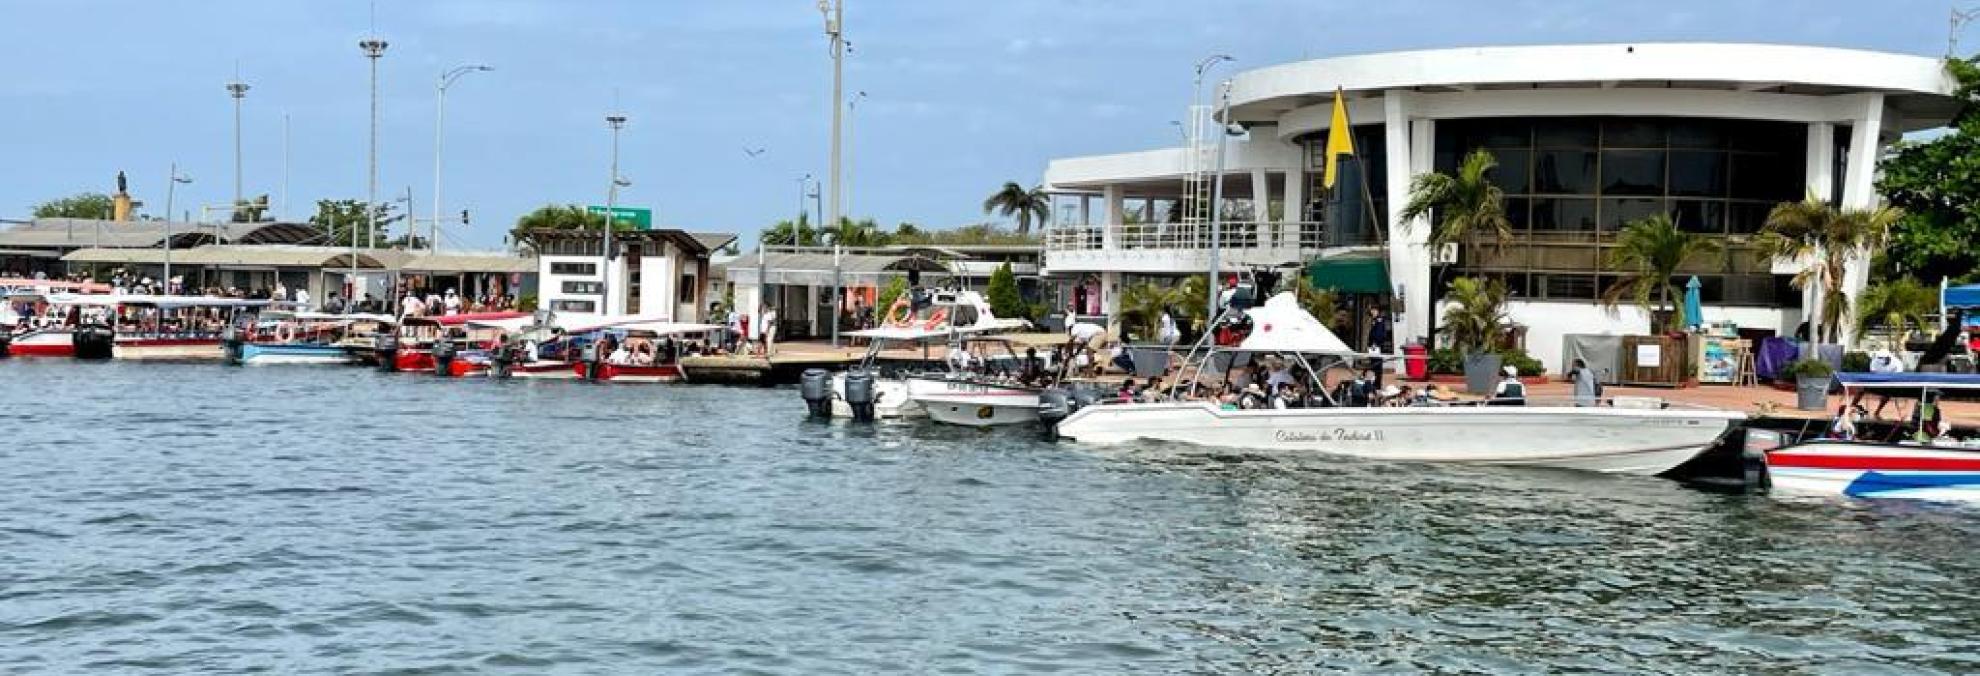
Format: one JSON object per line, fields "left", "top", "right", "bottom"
{"left": 1044, "top": 221, "right": 1378, "bottom": 253}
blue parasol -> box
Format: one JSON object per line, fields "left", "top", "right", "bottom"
{"left": 1682, "top": 276, "right": 1704, "bottom": 330}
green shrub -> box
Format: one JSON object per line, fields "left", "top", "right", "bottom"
{"left": 516, "top": 294, "right": 538, "bottom": 312}
{"left": 1785, "top": 358, "right": 1834, "bottom": 380}
{"left": 1497, "top": 347, "right": 1545, "bottom": 377}
{"left": 1841, "top": 351, "right": 1871, "bottom": 373}
{"left": 1428, "top": 347, "right": 1464, "bottom": 375}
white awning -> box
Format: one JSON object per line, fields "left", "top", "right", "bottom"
{"left": 1237, "top": 292, "right": 1352, "bottom": 353}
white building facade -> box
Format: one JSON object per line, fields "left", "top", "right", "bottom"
{"left": 523, "top": 229, "right": 734, "bottom": 322}
{"left": 1042, "top": 43, "right": 1959, "bottom": 370}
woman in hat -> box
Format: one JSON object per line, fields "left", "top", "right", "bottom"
{"left": 1490, "top": 365, "right": 1527, "bottom": 406}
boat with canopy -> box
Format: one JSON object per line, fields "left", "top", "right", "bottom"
{"left": 801, "top": 288, "right": 1032, "bottom": 421}
{"left": 1051, "top": 292, "right": 1747, "bottom": 475}
{"left": 40, "top": 293, "right": 282, "bottom": 360}
{"left": 1760, "top": 372, "right": 1980, "bottom": 501}
{"left": 234, "top": 312, "right": 395, "bottom": 365}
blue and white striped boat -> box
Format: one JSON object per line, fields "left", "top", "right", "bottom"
{"left": 238, "top": 341, "right": 354, "bottom": 365}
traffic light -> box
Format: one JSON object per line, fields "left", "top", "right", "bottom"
{"left": 461, "top": 209, "right": 470, "bottom": 226}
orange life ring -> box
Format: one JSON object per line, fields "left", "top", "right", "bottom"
{"left": 884, "top": 297, "right": 913, "bottom": 327}
{"left": 274, "top": 323, "right": 296, "bottom": 343}
{"left": 921, "top": 308, "right": 948, "bottom": 330}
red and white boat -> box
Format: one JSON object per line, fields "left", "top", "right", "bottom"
{"left": 1762, "top": 372, "right": 1980, "bottom": 502}
{"left": 382, "top": 311, "right": 530, "bottom": 376}
{"left": 41, "top": 293, "right": 277, "bottom": 360}
{"left": 3, "top": 281, "right": 113, "bottom": 357}
{"left": 571, "top": 320, "right": 723, "bottom": 384}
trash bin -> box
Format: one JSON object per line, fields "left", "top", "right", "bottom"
{"left": 1404, "top": 343, "right": 1429, "bottom": 380}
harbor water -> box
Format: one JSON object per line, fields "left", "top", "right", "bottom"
{"left": 1, "top": 360, "right": 1976, "bottom": 673}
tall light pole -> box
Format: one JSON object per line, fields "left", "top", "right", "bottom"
{"left": 434, "top": 64, "right": 492, "bottom": 253}
{"left": 603, "top": 113, "right": 627, "bottom": 316}
{"left": 1206, "top": 80, "right": 1235, "bottom": 323}
{"left": 818, "top": 0, "right": 845, "bottom": 233}
{"left": 846, "top": 90, "right": 865, "bottom": 221}
{"left": 163, "top": 165, "right": 191, "bottom": 294}
{"left": 795, "top": 173, "right": 812, "bottom": 221}
{"left": 226, "top": 78, "right": 251, "bottom": 219}
{"left": 359, "top": 37, "right": 388, "bottom": 302}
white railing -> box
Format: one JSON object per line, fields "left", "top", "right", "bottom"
{"left": 1045, "top": 221, "right": 1363, "bottom": 252}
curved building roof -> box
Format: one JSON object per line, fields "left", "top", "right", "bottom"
{"left": 1226, "top": 42, "right": 1959, "bottom": 131}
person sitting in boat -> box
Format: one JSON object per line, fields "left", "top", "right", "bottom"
{"left": 1238, "top": 383, "right": 1269, "bottom": 409}
{"left": 1018, "top": 347, "right": 1045, "bottom": 385}
{"left": 607, "top": 340, "right": 633, "bottom": 366}
{"left": 1116, "top": 379, "right": 1137, "bottom": 403}
{"left": 1913, "top": 390, "right": 1946, "bottom": 443}
{"left": 1490, "top": 366, "right": 1527, "bottom": 406}
{"left": 1269, "top": 382, "right": 1298, "bottom": 409}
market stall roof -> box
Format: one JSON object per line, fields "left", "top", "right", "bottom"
{"left": 1304, "top": 249, "right": 1390, "bottom": 295}
{"left": 726, "top": 251, "right": 949, "bottom": 286}
{"left": 370, "top": 250, "right": 538, "bottom": 274}
{"left": 61, "top": 245, "right": 387, "bottom": 268}
{"left": 0, "top": 219, "right": 323, "bottom": 249}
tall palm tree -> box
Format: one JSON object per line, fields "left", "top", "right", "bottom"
{"left": 1290, "top": 275, "right": 1340, "bottom": 329}
{"left": 1856, "top": 277, "right": 1938, "bottom": 348}
{"left": 824, "top": 217, "right": 887, "bottom": 247}
{"left": 982, "top": 181, "right": 1050, "bottom": 235}
{"left": 1397, "top": 148, "right": 1513, "bottom": 264}
{"left": 1118, "top": 281, "right": 1186, "bottom": 342}
{"left": 1758, "top": 197, "right": 1903, "bottom": 344}
{"left": 1599, "top": 213, "right": 1721, "bottom": 333}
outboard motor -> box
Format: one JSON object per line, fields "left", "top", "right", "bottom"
{"left": 221, "top": 323, "right": 245, "bottom": 365}
{"left": 73, "top": 323, "right": 114, "bottom": 360}
{"left": 374, "top": 333, "right": 400, "bottom": 372}
{"left": 799, "top": 368, "right": 833, "bottom": 418}
{"left": 432, "top": 338, "right": 457, "bottom": 377}
{"left": 0, "top": 330, "right": 12, "bottom": 359}
{"left": 489, "top": 341, "right": 516, "bottom": 379}
{"left": 580, "top": 341, "right": 603, "bottom": 381}
{"left": 1037, "top": 387, "right": 1073, "bottom": 439}
{"left": 842, "top": 369, "right": 877, "bottom": 422}
{"left": 1740, "top": 428, "right": 1780, "bottom": 493}
{"left": 1070, "top": 386, "right": 1100, "bottom": 411}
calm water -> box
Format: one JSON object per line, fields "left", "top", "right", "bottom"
{"left": 1, "top": 360, "right": 1976, "bottom": 674}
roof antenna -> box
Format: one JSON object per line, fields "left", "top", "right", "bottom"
{"left": 1951, "top": 5, "right": 1980, "bottom": 58}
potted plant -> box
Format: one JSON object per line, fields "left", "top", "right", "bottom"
{"left": 1441, "top": 276, "right": 1509, "bottom": 394}
{"left": 1784, "top": 358, "right": 1834, "bottom": 411}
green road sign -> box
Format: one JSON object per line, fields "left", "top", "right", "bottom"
{"left": 587, "top": 205, "right": 653, "bottom": 230}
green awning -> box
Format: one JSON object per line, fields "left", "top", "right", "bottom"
{"left": 1305, "top": 252, "right": 1389, "bottom": 295}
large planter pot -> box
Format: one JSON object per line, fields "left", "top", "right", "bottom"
{"left": 1463, "top": 352, "right": 1503, "bottom": 395}
{"left": 1795, "top": 375, "right": 1830, "bottom": 411}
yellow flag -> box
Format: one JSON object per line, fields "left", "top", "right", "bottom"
{"left": 1322, "top": 88, "right": 1355, "bottom": 190}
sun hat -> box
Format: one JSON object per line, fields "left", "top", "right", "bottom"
{"left": 1502, "top": 365, "right": 1518, "bottom": 376}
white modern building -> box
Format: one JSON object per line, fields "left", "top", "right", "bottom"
{"left": 521, "top": 229, "right": 735, "bottom": 322}
{"left": 1041, "top": 43, "right": 1961, "bottom": 370}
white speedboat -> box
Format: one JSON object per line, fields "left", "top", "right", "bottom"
{"left": 806, "top": 288, "right": 1030, "bottom": 421}
{"left": 1052, "top": 292, "right": 1745, "bottom": 476}
{"left": 907, "top": 375, "right": 1048, "bottom": 428}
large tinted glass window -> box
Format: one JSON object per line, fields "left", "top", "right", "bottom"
{"left": 1601, "top": 150, "right": 1665, "bottom": 196}
{"left": 1487, "top": 149, "right": 1531, "bottom": 194}
{"left": 1667, "top": 151, "right": 1728, "bottom": 197}
{"left": 1530, "top": 198, "right": 1598, "bottom": 232}
{"left": 1534, "top": 150, "right": 1598, "bottom": 194}
{"left": 1602, "top": 119, "right": 1665, "bottom": 148}
{"left": 1602, "top": 198, "right": 1663, "bottom": 232}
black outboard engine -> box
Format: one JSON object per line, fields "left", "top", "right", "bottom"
{"left": 800, "top": 368, "right": 833, "bottom": 418}
{"left": 221, "top": 323, "right": 245, "bottom": 365}
{"left": 842, "top": 369, "right": 877, "bottom": 422}
{"left": 0, "top": 329, "right": 12, "bottom": 359}
{"left": 375, "top": 333, "right": 400, "bottom": 372}
{"left": 73, "top": 323, "right": 114, "bottom": 360}
{"left": 489, "top": 341, "right": 516, "bottom": 379}
{"left": 432, "top": 337, "right": 457, "bottom": 377}
{"left": 1037, "top": 387, "right": 1073, "bottom": 439}
{"left": 1740, "top": 428, "right": 1779, "bottom": 493}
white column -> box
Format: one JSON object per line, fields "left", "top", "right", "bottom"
{"left": 1801, "top": 121, "right": 1835, "bottom": 335}
{"left": 1102, "top": 184, "right": 1124, "bottom": 251}
{"left": 1079, "top": 195, "right": 1091, "bottom": 225}
{"left": 1383, "top": 92, "right": 1432, "bottom": 347}
{"left": 1284, "top": 168, "right": 1306, "bottom": 229}
{"left": 1837, "top": 94, "right": 1885, "bottom": 347}
{"left": 1250, "top": 167, "right": 1271, "bottom": 246}
{"left": 1100, "top": 270, "right": 1121, "bottom": 332}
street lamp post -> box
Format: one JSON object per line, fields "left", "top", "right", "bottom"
{"left": 434, "top": 64, "right": 492, "bottom": 253}
{"left": 603, "top": 113, "right": 628, "bottom": 316}
{"left": 163, "top": 165, "right": 192, "bottom": 294}
{"left": 359, "top": 37, "right": 389, "bottom": 304}
{"left": 846, "top": 90, "right": 865, "bottom": 221}
{"left": 1206, "top": 80, "right": 1235, "bottom": 323}
{"left": 795, "top": 174, "right": 812, "bottom": 222}
{"left": 818, "top": 0, "right": 845, "bottom": 234}
{"left": 226, "top": 78, "right": 250, "bottom": 219}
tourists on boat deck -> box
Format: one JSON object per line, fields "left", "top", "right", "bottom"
{"left": 399, "top": 293, "right": 424, "bottom": 319}
{"left": 1270, "top": 382, "right": 1298, "bottom": 409}
{"left": 1018, "top": 347, "right": 1045, "bottom": 385}
{"left": 1117, "top": 379, "right": 1136, "bottom": 403}
{"left": 608, "top": 341, "right": 633, "bottom": 365}
{"left": 444, "top": 290, "right": 463, "bottom": 316}
{"left": 946, "top": 345, "right": 974, "bottom": 372}
{"left": 631, "top": 342, "right": 655, "bottom": 366}
{"left": 1491, "top": 366, "right": 1527, "bottom": 406}
{"left": 1239, "top": 383, "right": 1269, "bottom": 410}
{"left": 1570, "top": 358, "right": 1600, "bottom": 407}
{"left": 323, "top": 294, "right": 346, "bottom": 315}
{"left": 1264, "top": 355, "right": 1296, "bottom": 391}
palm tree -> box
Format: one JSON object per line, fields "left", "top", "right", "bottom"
{"left": 1758, "top": 197, "right": 1903, "bottom": 344}
{"left": 982, "top": 181, "right": 1050, "bottom": 235}
{"left": 1398, "top": 148, "right": 1513, "bottom": 264}
{"left": 1440, "top": 276, "right": 1509, "bottom": 354}
{"left": 760, "top": 212, "right": 820, "bottom": 246}
{"left": 1118, "top": 281, "right": 1185, "bottom": 342}
{"left": 1856, "top": 277, "right": 1938, "bottom": 348}
{"left": 1290, "top": 276, "right": 1340, "bottom": 329}
{"left": 1599, "top": 213, "right": 1722, "bottom": 333}
{"left": 824, "top": 217, "right": 887, "bottom": 247}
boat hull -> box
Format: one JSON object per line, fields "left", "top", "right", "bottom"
{"left": 113, "top": 337, "right": 223, "bottom": 361}
{"left": 907, "top": 377, "right": 1042, "bottom": 428}
{"left": 1767, "top": 441, "right": 1980, "bottom": 502}
{"left": 1054, "top": 403, "right": 1743, "bottom": 475}
{"left": 9, "top": 329, "right": 74, "bottom": 357}
{"left": 577, "top": 362, "right": 685, "bottom": 383}
{"left": 509, "top": 361, "right": 578, "bottom": 379}
{"left": 239, "top": 343, "right": 353, "bottom": 365}
{"left": 828, "top": 375, "right": 920, "bottom": 419}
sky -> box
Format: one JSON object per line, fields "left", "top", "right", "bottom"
{"left": 0, "top": 0, "right": 1956, "bottom": 249}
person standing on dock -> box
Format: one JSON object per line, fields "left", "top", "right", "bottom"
{"left": 1570, "top": 358, "right": 1599, "bottom": 406}
{"left": 761, "top": 306, "right": 779, "bottom": 356}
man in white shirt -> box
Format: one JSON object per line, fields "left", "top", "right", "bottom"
{"left": 1067, "top": 321, "right": 1105, "bottom": 375}
{"left": 294, "top": 287, "right": 311, "bottom": 311}
{"left": 761, "top": 307, "right": 779, "bottom": 356}
{"left": 444, "top": 290, "right": 463, "bottom": 316}
{"left": 1157, "top": 311, "right": 1180, "bottom": 346}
